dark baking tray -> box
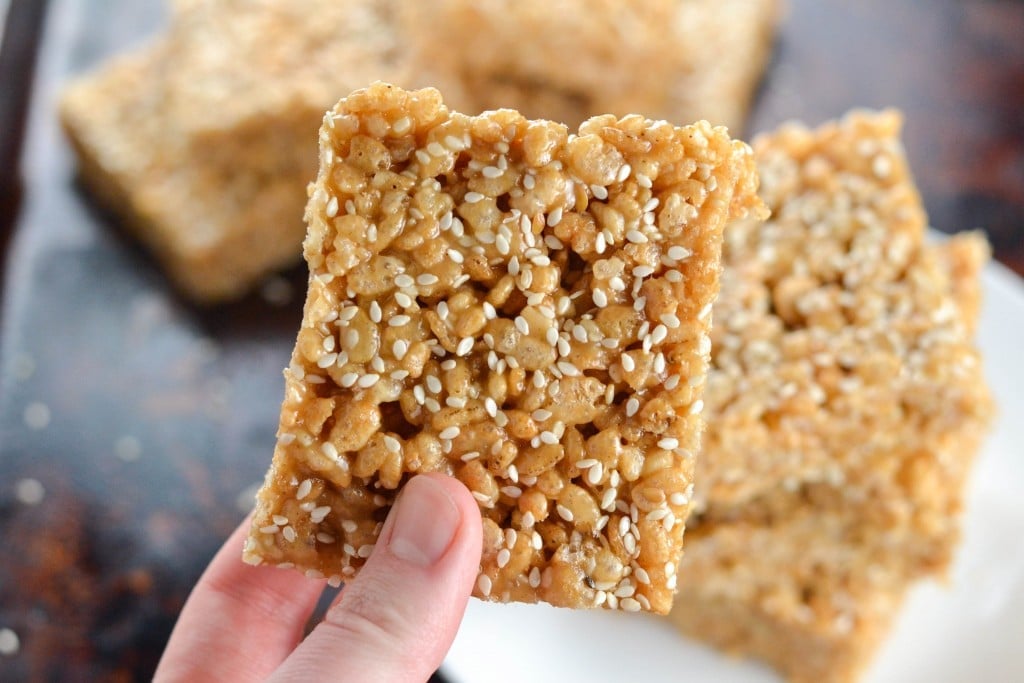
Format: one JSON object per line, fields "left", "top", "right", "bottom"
{"left": 1, "top": 0, "right": 1022, "bottom": 679}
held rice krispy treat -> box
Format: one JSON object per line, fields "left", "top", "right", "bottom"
{"left": 243, "top": 83, "right": 764, "bottom": 613}
{"left": 404, "top": 0, "right": 782, "bottom": 130}
{"left": 668, "top": 111, "right": 993, "bottom": 681}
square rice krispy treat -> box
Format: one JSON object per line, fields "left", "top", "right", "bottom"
{"left": 244, "top": 82, "right": 764, "bottom": 612}
{"left": 670, "top": 508, "right": 909, "bottom": 683}
{"left": 59, "top": 0, "right": 408, "bottom": 302}
{"left": 404, "top": 0, "right": 782, "bottom": 131}
{"left": 694, "top": 111, "right": 993, "bottom": 546}
{"left": 668, "top": 111, "right": 993, "bottom": 681}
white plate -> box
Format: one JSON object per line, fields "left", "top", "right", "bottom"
{"left": 443, "top": 258, "right": 1024, "bottom": 683}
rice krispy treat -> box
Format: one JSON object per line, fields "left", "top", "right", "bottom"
{"left": 60, "top": 0, "right": 409, "bottom": 302}
{"left": 60, "top": 47, "right": 315, "bottom": 302}
{"left": 667, "top": 112, "right": 993, "bottom": 681}
{"left": 694, "top": 111, "right": 993, "bottom": 530}
{"left": 244, "top": 83, "right": 764, "bottom": 612}
{"left": 405, "top": 0, "right": 781, "bottom": 130}
{"left": 670, "top": 508, "right": 909, "bottom": 683}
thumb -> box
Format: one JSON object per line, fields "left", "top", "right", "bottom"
{"left": 270, "top": 473, "right": 482, "bottom": 683}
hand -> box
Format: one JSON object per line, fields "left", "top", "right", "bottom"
{"left": 155, "top": 473, "right": 483, "bottom": 682}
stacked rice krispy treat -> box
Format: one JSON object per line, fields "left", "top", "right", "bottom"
{"left": 243, "top": 83, "right": 765, "bottom": 613}
{"left": 668, "top": 111, "right": 994, "bottom": 681}
{"left": 61, "top": 0, "right": 779, "bottom": 302}
{"left": 405, "top": 0, "right": 782, "bottom": 131}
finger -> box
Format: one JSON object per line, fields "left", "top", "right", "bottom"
{"left": 270, "top": 473, "right": 482, "bottom": 683}
{"left": 154, "top": 514, "right": 326, "bottom": 682}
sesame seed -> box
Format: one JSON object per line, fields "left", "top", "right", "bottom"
{"left": 643, "top": 198, "right": 660, "bottom": 213}
{"left": 415, "top": 149, "right": 431, "bottom": 164}
{"left": 357, "top": 544, "right": 375, "bottom": 558}
{"left": 623, "top": 399, "right": 640, "bottom": 419}
{"left": 456, "top": 337, "right": 474, "bottom": 356}
{"left": 339, "top": 372, "right": 359, "bottom": 388}
{"left": 632, "top": 265, "right": 655, "bottom": 278}
{"left": 321, "top": 442, "right": 339, "bottom": 460}
{"left": 426, "top": 375, "right": 443, "bottom": 393}
{"left": 556, "top": 361, "right": 580, "bottom": 377}
{"left": 427, "top": 141, "right": 446, "bottom": 157}
{"left": 658, "top": 437, "right": 680, "bottom": 450}
{"left": 587, "top": 463, "right": 604, "bottom": 485}
{"left": 282, "top": 526, "right": 297, "bottom": 542}
{"left": 496, "top": 548, "right": 511, "bottom": 568}
{"left": 669, "top": 492, "right": 689, "bottom": 506}
{"left": 392, "top": 116, "right": 412, "bottom": 134}
{"left": 626, "top": 229, "right": 648, "bottom": 244}
{"left": 529, "top": 567, "right": 542, "bottom": 588}
{"left": 484, "top": 397, "right": 498, "bottom": 417}
{"left": 477, "top": 574, "right": 493, "bottom": 597}
{"left": 556, "top": 504, "right": 574, "bottom": 522}
{"left": 383, "top": 436, "right": 401, "bottom": 453}
{"left": 650, "top": 324, "right": 668, "bottom": 345}
{"left": 259, "top": 525, "right": 279, "bottom": 534}
{"left": 667, "top": 245, "right": 692, "bottom": 261}
{"left": 621, "top": 355, "right": 636, "bottom": 372}
{"left": 540, "top": 431, "right": 559, "bottom": 445}
{"left": 482, "top": 165, "right": 503, "bottom": 178}
{"left": 532, "top": 409, "right": 552, "bottom": 422}
{"left": 394, "top": 274, "right": 414, "bottom": 288}
{"left": 500, "top": 486, "right": 522, "bottom": 498}
{"left": 653, "top": 353, "right": 666, "bottom": 374}
{"left": 660, "top": 313, "right": 681, "bottom": 329}
{"left": 310, "top": 505, "right": 331, "bottom": 524}
{"left": 665, "top": 269, "right": 683, "bottom": 283}
{"left": 439, "top": 426, "right": 461, "bottom": 440}
{"left": 389, "top": 315, "right": 411, "bottom": 327}
{"left": 620, "top": 597, "right": 642, "bottom": 612}
{"left": 325, "top": 196, "right": 339, "bottom": 217}
{"left": 689, "top": 399, "right": 705, "bottom": 415}
{"left": 546, "top": 207, "right": 563, "bottom": 227}
{"left": 593, "top": 288, "right": 608, "bottom": 308}
{"left": 464, "top": 191, "right": 485, "bottom": 204}
{"left": 296, "top": 479, "right": 313, "bottom": 500}
{"left": 515, "top": 316, "right": 530, "bottom": 335}
{"left": 417, "top": 273, "right": 439, "bottom": 286}
{"left": 590, "top": 184, "right": 609, "bottom": 200}
{"left": 357, "top": 374, "right": 380, "bottom": 388}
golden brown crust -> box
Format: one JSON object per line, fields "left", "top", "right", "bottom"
{"left": 244, "top": 82, "right": 763, "bottom": 612}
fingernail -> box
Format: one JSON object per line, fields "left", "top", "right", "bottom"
{"left": 386, "top": 476, "right": 461, "bottom": 567}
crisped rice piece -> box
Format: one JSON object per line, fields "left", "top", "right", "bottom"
{"left": 405, "top": 0, "right": 782, "bottom": 131}
{"left": 669, "top": 111, "right": 993, "bottom": 681}
{"left": 244, "top": 83, "right": 764, "bottom": 612}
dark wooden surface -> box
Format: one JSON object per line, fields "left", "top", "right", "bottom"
{"left": 0, "top": 0, "right": 1022, "bottom": 681}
